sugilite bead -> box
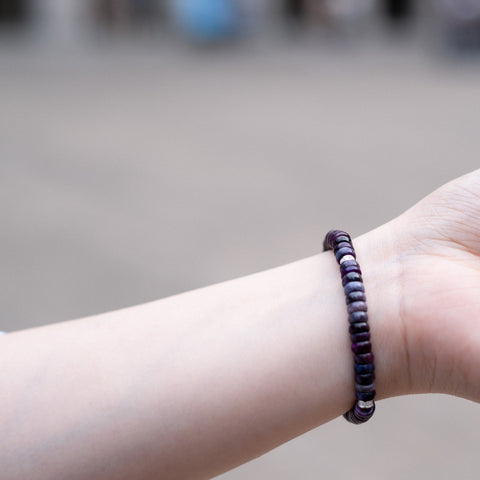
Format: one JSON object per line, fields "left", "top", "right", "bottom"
{"left": 343, "top": 410, "right": 364, "bottom": 424}
{"left": 347, "top": 301, "right": 368, "bottom": 314}
{"left": 324, "top": 230, "right": 350, "bottom": 249}
{"left": 355, "top": 381, "right": 375, "bottom": 393}
{"left": 354, "top": 352, "right": 375, "bottom": 364}
{"left": 333, "top": 241, "right": 352, "bottom": 252}
{"left": 340, "top": 264, "right": 362, "bottom": 276}
{"left": 344, "top": 402, "right": 375, "bottom": 424}
{"left": 353, "top": 402, "right": 375, "bottom": 420}
{"left": 354, "top": 363, "right": 374, "bottom": 374}
{"left": 342, "top": 272, "right": 362, "bottom": 286}
{"left": 335, "top": 247, "right": 356, "bottom": 263}
{"left": 343, "top": 410, "right": 359, "bottom": 424}
{"left": 349, "top": 322, "right": 369, "bottom": 334}
{"left": 351, "top": 341, "right": 372, "bottom": 354}
{"left": 345, "top": 291, "right": 366, "bottom": 304}
{"left": 339, "top": 258, "right": 358, "bottom": 269}
{"left": 356, "top": 390, "right": 376, "bottom": 401}
{"left": 348, "top": 311, "right": 368, "bottom": 323}
{"left": 355, "top": 373, "right": 375, "bottom": 384}
{"left": 350, "top": 331, "right": 370, "bottom": 343}
{"left": 343, "top": 282, "right": 365, "bottom": 294}
{"left": 333, "top": 234, "right": 351, "bottom": 245}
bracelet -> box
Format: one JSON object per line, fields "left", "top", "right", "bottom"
{"left": 323, "top": 230, "right": 376, "bottom": 424}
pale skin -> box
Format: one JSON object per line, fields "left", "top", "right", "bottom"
{"left": 1, "top": 169, "right": 480, "bottom": 479}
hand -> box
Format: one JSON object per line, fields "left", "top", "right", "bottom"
{"left": 392, "top": 169, "right": 480, "bottom": 401}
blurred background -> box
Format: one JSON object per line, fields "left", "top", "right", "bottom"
{"left": 1, "top": 1, "right": 480, "bottom": 479}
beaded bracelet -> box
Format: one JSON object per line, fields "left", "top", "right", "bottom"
{"left": 323, "top": 230, "right": 375, "bottom": 424}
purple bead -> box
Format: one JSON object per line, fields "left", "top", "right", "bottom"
{"left": 351, "top": 341, "right": 372, "bottom": 354}
{"left": 345, "top": 291, "right": 366, "bottom": 304}
{"left": 344, "top": 282, "right": 365, "bottom": 294}
{"left": 349, "top": 322, "right": 369, "bottom": 334}
{"left": 347, "top": 301, "right": 368, "bottom": 314}
{"left": 354, "top": 352, "right": 375, "bottom": 364}
{"left": 350, "top": 331, "right": 370, "bottom": 343}
{"left": 354, "top": 402, "right": 375, "bottom": 419}
{"left": 342, "top": 272, "right": 362, "bottom": 286}
{"left": 348, "top": 311, "right": 368, "bottom": 323}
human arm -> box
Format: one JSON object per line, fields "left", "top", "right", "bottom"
{"left": 0, "top": 226, "right": 404, "bottom": 479}
{"left": 1, "top": 169, "right": 480, "bottom": 479}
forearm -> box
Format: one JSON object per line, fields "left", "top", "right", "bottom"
{"left": 0, "top": 225, "right": 405, "bottom": 480}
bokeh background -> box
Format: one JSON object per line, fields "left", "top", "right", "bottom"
{"left": 1, "top": 1, "right": 480, "bottom": 479}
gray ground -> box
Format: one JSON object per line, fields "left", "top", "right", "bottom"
{"left": 1, "top": 30, "right": 480, "bottom": 479}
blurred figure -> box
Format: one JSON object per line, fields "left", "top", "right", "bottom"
{"left": 284, "top": 0, "right": 306, "bottom": 23}
{"left": 324, "top": 0, "right": 374, "bottom": 32}
{"left": 437, "top": 0, "right": 480, "bottom": 50}
{"left": 382, "top": 0, "right": 414, "bottom": 24}
{"left": 280, "top": 0, "right": 374, "bottom": 35}
{"left": 170, "top": 0, "right": 240, "bottom": 42}
{"left": 303, "top": 0, "right": 374, "bottom": 36}
{"left": 0, "top": 0, "right": 30, "bottom": 26}
{"left": 92, "top": 0, "right": 163, "bottom": 31}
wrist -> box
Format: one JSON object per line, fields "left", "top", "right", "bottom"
{"left": 354, "top": 222, "right": 411, "bottom": 399}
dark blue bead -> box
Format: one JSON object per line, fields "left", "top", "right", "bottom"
{"left": 349, "top": 322, "right": 369, "bottom": 334}
{"left": 356, "top": 390, "right": 376, "bottom": 401}
{"left": 348, "top": 311, "right": 368, "bottom": 323}
{"left": 354, "top": 363, "right": 375, "bottom": 374}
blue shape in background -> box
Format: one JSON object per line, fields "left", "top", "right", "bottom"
{"left": 172, "top": 0, "right": 240, "bottom": 41}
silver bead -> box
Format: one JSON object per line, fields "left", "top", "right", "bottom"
{"left": 357, "top": 400, "right": 374, "bottom": 409}
{"left": 339, "top": 254, "right": 355, "bottom": 264}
